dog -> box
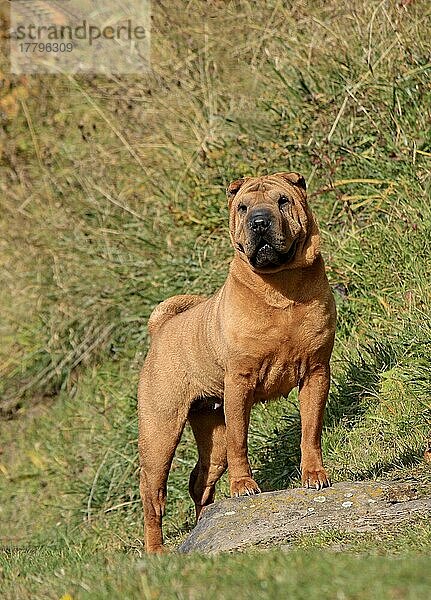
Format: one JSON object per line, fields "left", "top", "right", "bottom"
{"left": 138, "top": 172, "right": 336, "bottom": 553}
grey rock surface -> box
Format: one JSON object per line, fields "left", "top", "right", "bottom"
{"left": 178, "top": 481, "right": 431, "bottom": 554}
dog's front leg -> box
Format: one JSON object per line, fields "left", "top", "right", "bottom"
{"left": 224, "top": 372, "right": 261, "bottom": 497}
{"left": 299, "top": 363, "right": 331, "bottom": 490}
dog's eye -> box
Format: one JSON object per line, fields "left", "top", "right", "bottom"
{"left": 278, "top": 195, "right": 290, "bottom": 208}
{"left": 237, "top": 203, "right": 248, "bottom": 214}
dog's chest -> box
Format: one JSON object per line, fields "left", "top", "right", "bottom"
{"left": 254, "top": 353, "right": 299, "bottom": 399}
{"left": 246, "top": 302, "right": 332, "bottom": 399}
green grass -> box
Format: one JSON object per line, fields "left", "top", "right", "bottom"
{"left": 1, "top": 0, "right": 431, "bottom": 596}
{"left": 2, "top": 543, "right": 431, "bottom": 600}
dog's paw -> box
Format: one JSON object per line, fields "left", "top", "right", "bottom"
{"left": 230, "top": 476, "right": 261, "bottom": 497}
{"left": 301, "top": 467, "right": 331, "bottom": 491}
{"left": 195, "top": 504, "right": 209, "bottom": 521}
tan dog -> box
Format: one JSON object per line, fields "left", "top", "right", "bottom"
{"left": 138, "top": 172, "right": 336, "bottom": 553}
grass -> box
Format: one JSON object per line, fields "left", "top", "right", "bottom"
{"left": 2, "top": 543, "right": 431, "bottom": 600}
{"left": 1, "top": 0, "right": 431, "bottom": 597}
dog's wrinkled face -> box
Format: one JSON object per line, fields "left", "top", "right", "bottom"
{"left": 227, "top": 172, "right": 316, "bottom": 273}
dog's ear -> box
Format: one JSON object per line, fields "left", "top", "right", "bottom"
{"left": 275, "top": 172, "right": 306, "bottom": 192}
{"left": 226, "top": 178, "right": 247, "bottom": 201}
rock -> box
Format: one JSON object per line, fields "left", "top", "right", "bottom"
{"left": 177, "top": 481, "right": 431, "bottom": 554}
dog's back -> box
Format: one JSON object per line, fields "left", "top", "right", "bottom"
{"left": 147, "top": 294, "right": 207, "bottom": 335}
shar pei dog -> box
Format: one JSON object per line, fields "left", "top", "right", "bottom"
{"left": 138, "top": 172, "right": 336, "bottom": 552}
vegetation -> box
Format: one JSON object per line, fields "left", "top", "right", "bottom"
{"left": 1, "top": 1, "right": 430, "bottom": 597}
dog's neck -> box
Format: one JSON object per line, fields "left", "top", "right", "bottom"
{"left": 229, "top": 253, "right": 327, "bottom": 309}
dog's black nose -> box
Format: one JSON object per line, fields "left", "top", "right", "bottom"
{"left": 249, "top": 209, "right": 272, "bottom": 232}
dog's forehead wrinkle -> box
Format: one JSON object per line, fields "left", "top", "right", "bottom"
{"left": 237, "top": 174, "right": 305, "bottom": 198}
{"left": 240, "top": 179, "right": 261, "bottom": 194}
{"left": 237, "top": 176, "right": 304, "bottom": 204}
{"left": 268, "top": 176, "right": 304, "bottom": 200}
{"left": 266, "top": 189, "right": 281, "bottom": 201}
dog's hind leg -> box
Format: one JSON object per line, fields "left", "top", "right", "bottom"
{"left": 138, "top": 399, "right": 187, "bottom": 553}
{"left": 188, "top": 406, "right": 227, "bottom": 521}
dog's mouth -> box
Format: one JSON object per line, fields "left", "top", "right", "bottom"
{"left": 250, "top": 239, "right": 297, "bottom": 269}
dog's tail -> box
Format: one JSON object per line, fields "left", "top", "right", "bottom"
{"left": 148, "top": 294, "right": 207, "bottom": 335}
